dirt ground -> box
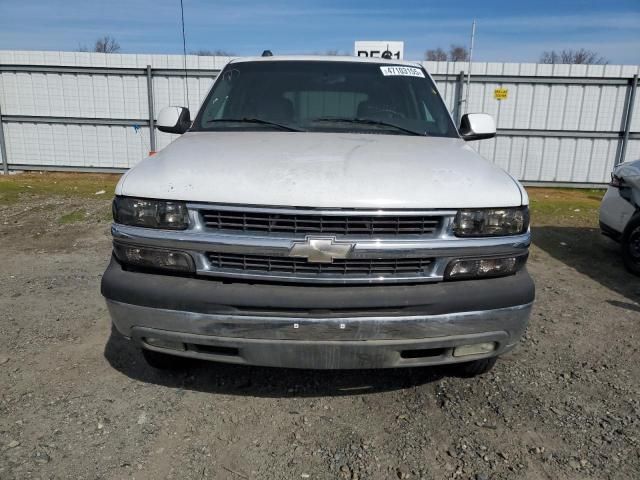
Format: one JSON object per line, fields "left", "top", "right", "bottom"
{"left": 0, "top": 174, "right": 638, "bottom": 480}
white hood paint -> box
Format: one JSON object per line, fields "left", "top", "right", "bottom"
{"left": 117, "top": 132, "right": 525, "bottom": 209}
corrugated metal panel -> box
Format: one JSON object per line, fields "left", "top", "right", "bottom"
{"left": 1, "top": 50, "right": 638, "bottom": 180}
{"left": 3, "top": 122, "right": 151, "bottom": 168}
{"left": 425, "top": 60, "right": 639, "bottom": 181}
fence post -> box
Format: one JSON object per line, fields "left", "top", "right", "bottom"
{"left": 146, "top": 65, "right": 156, "bottom": 154}
{"left": 619, "top": 73, "right": 638, "bottom": 165}
{"left": 454, "top": 70, "right": 465, "bottom": 125}
{"left": 0, "top": 102, "right": 8, "bottom": 174}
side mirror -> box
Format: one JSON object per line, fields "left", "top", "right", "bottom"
{"left": 459, "top": 113, "right": 496, "bottom": 141}
{"left": 157, "top": 106, "right": 191, "bottom": 134}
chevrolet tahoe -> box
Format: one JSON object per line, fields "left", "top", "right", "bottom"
{"left": 101, "top": 55, "right": 534, "bottom": 375}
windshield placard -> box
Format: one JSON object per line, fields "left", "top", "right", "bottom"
{"left": 380, "top": 66, "right": 425, "bottom": 78}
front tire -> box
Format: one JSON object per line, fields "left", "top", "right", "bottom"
{"left": 453, "top": 357, "right": 498, "bottom": 377}
{"left": 621, "top": 215, "right": 640, "bottom": 276}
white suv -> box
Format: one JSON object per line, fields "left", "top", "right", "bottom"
{"left": 102, "top": 56, "right": 534, "bottom": 376}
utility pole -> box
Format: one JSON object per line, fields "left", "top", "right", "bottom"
{"left": 464, "top": 20, "right": 476, "bottom": 114}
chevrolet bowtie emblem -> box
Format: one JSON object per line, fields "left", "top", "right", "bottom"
{"left": 289, "top": 236, "right": 355, "bottom": 263}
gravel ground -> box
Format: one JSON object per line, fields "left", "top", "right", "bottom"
{"left": 0, "top": 190, "right": 639, "bottom": 480}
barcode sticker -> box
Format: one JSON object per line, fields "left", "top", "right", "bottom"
{"left": 380, "top": 66, "right": 425, "bottom": 78}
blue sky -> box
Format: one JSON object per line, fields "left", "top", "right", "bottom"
{"left": 1, "top": 0, "right": 639, "bottom": 64}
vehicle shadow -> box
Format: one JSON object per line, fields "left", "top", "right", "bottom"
{"left": 531, "top": 225, "right": 640, "bottom": 302}
{"left": 104, "top": 326, "right": 451, "bottom": 397}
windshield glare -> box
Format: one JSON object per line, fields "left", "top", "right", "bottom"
{"left": 193, "top": 61, "right": 458, "bottom": 137}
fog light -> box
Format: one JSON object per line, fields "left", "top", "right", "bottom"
{"left": 453, "top": 342, "right": 496, "bottom": 357}
{"left": 113, "top": 242, "right": 194, "bottom": 272}
{"left": 144, "top": 337, "right": 185, "bottom": 351}
{"left": 445, "top": 254, "right": 527, "bottom": 280}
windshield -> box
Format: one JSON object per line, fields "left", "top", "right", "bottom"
{"left": 192, "top": 60, "right": 458, "bottom": 137}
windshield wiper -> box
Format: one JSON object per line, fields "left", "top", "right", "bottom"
{"left": 311, "top": 117, "right": 424, "bottom": 136}
{"left": 204, "top": 117, "right": 304, "bottom": 132}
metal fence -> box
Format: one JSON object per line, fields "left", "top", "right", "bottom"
{"left": 0, "top": 50, "right": 639, "bottom": 186}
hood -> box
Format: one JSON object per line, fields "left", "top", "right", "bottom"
{"left": 117, "top": 132, "right": 524, "bottom": 209}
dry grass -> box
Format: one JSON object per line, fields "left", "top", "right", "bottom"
{"left": 0, "top": 172, "right": 121, "bottom": 204}
{"left": 527, "top": 187, "right": 605, "bottom": 228}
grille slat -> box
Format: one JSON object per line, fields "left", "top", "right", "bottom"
{"left": 200, "top": 209, "right": 442, "bottom": 236}
{"left": 207, "top": 252, "right": 434, "bottom": 278}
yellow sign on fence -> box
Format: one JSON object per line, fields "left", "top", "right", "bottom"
{"left": 494, "top": 88, "right": 508, "bottom": 100}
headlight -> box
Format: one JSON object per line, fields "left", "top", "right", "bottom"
{"left": 113, "top": 242, "right": 195, "bottom": 272}
{"left": 113, "top": 196, "right": 189, "bottom": 230}
{"left": 453, "top": 207, "right": 529, "bottom": 237}
{"left": 445, "top": 254, "right": 527, "bottom": 281}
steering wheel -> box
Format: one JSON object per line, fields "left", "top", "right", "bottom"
{"left": 369, "top": 106, "right": 406, "bottom": 120}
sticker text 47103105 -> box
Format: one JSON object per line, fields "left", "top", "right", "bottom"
{"left": 380, "top": 66, "right": 425, "bottom": 78}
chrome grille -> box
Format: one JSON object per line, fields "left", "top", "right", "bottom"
{"left": 207, "top": 252, "right": 435, "bottom": 277}
{"left": 200, "top": 209, "right": 442, "bottom": 236}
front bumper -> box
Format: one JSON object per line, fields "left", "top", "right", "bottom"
{"left": 102, "top": 257, "right": 534, "bottom": 369}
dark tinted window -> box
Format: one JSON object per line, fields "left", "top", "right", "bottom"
{"left": 193, "top": 61, "right": 457, "bottom": 137}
